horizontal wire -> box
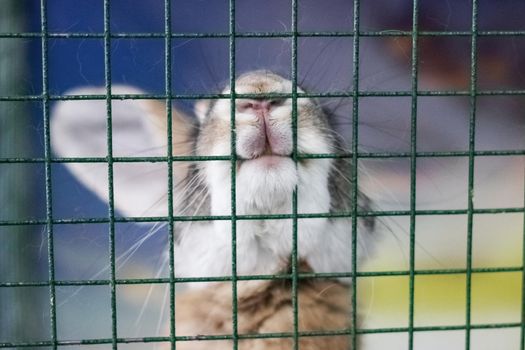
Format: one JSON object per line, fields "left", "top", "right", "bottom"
{"left": 0, "top": 206, "right": 523, "bottom": 227}
{"left": 2, "top": 89, "right": 525, "bottom": 101}
{"left": 0, "top": 321, "right": 521, "bottom": 348}
{"left": 1, "top": 30, "right": 525, "bottom": 39}
{"left": 1, "top": 149, "right": 525, "bottom": 164}
{"left": 0, "top": 265, "right": 522, "bottom": 288}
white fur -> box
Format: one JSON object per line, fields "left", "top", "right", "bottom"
{"left": 175, "top": 154, "right": 371, "bottom": 281}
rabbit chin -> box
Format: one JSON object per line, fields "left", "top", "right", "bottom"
{"left": 237, "top": 156, "right": 297, "bottom": 212}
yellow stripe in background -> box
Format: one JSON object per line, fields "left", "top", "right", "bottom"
{"left": 358, "top": 271, "right": 522, "bottom": 328}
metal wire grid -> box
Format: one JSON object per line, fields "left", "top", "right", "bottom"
{"left": 1, "top": 0, "right": 525, "bottom": 349}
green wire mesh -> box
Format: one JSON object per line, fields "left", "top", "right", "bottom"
{"left": 0, "top": 0, "right": 46, "bottom": 345}
{"left": 1, "top": 0, "right": 525, "bottom": 349}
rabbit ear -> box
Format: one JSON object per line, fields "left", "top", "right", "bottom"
{"left": 51, "top": 85, "right": 194, "bottom": 218}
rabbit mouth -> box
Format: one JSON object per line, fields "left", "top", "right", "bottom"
{"left": 238, "top": 142, "right": 292, "bottom": 161}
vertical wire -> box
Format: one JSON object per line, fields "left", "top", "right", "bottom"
{"left": 103, "top": 0, "right": 118, "bottom": 348}
{"left": 228, "top": 0, "right": 239, "bottom": 349}
{"left": 164, "top": 0, "right": 176, "bottom": 349}
{"left": 351, "top": 0, "right": 361, "bottom": 348}
{"left": 465, "top": 1, "right": 479, "bottom": 349}
{"left": 40, "top": 0, "right": 57, "bottom": 348}
{"left": 521, "top": 157, "right": 525, "bottom": 350}
{"left": 291, "top": 0, "right": 299, "bottom": 349}
{"left": 408, "top": 0, "right": 419, "bottom": 349}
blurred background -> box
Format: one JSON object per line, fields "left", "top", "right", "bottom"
{"left": 1, "top": 0, "right": 524, "bottom": 349}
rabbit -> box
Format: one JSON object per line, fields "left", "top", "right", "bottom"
{"left": 51, "top": 71, "right": 375, "bottom": 283}
{"left": 51, "top": 71, "right": 374, "bottom": 349}
{"left": 158, "top": 71, "right": 370, "bottom": 348}
{"left": 173, "top": 70, "right": 375, "bottom": 283}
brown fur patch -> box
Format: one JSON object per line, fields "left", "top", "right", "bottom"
{"left": 162, "top": 277, "right": 354, "bottom": 350}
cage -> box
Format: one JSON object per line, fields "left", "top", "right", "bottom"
{"left": 1, "top": 0, "right": 524, "bottom": 349}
